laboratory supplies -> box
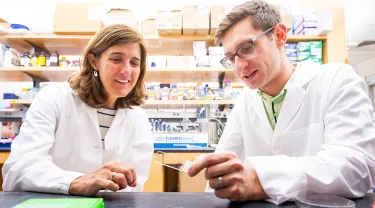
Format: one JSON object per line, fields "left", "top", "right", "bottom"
{"left": 295, "top": 193, "right": 355, "bottom": 208}
{"left": 12, "top": 198, "right": 104, "bottom": 208}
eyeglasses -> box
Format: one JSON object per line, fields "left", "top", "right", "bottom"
{"left": 220, "top": 27, "right": 274, "bottom": 70}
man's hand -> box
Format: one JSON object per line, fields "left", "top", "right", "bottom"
{"left": 188, "top": 152, "right": 268, "bottom": 201}
{"left": 69, "top": 160, "right": 137, "bottom": 196}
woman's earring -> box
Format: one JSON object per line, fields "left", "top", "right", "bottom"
{"left": 94, "top": 70, "right": 98, "bottom": 77}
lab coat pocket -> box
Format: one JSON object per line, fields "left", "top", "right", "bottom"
{"left": 277, "top": 122, "right": 324, "bottom": 156}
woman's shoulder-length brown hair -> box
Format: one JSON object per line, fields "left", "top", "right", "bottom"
{"left": 69, "top": 24, "right": 147, "bottom": 109}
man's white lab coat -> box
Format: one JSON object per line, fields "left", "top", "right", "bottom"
{"left": 215, "top": 63, "right": 375, "bottom": 204}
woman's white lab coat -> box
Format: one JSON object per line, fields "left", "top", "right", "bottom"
{"left": 2, "top": 82, "right": 154, "bottom": 194}
{"left": 215, "top": 63, "right": 375, "bottom": 204}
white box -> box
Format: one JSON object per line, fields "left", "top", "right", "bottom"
{"left": 317, "top": 12, "right": 333, "bottom": 35}
{"left": 194, "top": 48, "right": 207, "bottom": 57}
{"left": 193, "top": 41, "right": 206, "bottom": 49}
{"left": 153, "top": 133, "right": 208, "bottom": 149}
{"left": 147, "top": 56, "right": 167, "bottom": 68}
{"left": 195, "top": 55, "right": 210, "bottom": 67}
{"left": 208, "top": 47, "right": 223, "bottom": 55}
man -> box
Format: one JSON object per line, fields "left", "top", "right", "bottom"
{"left": 188, "top": 0, "right": 375, "bottom": 205}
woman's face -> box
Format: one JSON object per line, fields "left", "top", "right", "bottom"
{"left": 90, "top": 42, "right": 141, "bottom": 108}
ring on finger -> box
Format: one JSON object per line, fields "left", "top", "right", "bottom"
{"left": 218, "top": 176, "right": 224, "bottom": 188}
{"left": 110, "top": 172, "right": 117, "bottom": 181}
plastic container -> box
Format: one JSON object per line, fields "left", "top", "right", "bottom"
{"left": 50, "top": 50, "right": 59, "bottom": 66}
{"left": 20, "top": 51, "right": 31, "bottom": 66}
{"left": 10, "top": 24, "right": 29, "bottom": 30}
{"left": 31, "top": 53, "right": 38, "bottom": 67}
{"left": 37, "top": 52, "right": 46, "bottom": 66}
{"left": 295, "top": 194, "right": 355, "bottom": 208}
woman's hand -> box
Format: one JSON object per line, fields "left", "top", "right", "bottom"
{"left": 69, "top": 160, "right": 137, "bottom": 196}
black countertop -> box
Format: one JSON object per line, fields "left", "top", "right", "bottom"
{"left": 0, "top": 192, "right": 374, "bottom": 208}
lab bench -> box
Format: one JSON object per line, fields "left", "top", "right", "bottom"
{"left": 0, "top": 148, "right": 215, "bottom": 193}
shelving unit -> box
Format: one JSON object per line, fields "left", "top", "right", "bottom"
{"left": 8, "top": 99, "right": 236, "bottom": 106}
{"left": 0, "top": 66, "right": 240, "bottom": 83}
{"left": 0, "top": 33, "right": 327, "bottom": 56}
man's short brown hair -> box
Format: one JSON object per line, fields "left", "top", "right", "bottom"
{"left": 69, "top": 24, "right": 147, "bottom": 109}
{"left": 215, "top": 0, "right": 281, "bottom": 45}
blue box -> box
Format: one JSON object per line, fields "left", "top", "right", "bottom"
{"left": 3, "top": 93, "right": 18, "bottom": 99}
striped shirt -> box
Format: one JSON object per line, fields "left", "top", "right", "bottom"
{"left": 97, "top": 108, "right": 117, "bottom": 149}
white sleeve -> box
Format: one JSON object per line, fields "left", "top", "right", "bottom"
{"left": 245, "top": 64, "right": 375, "bottom": 204}
{"left": 215, "top": 98, "right": 245, "bottom": 157}
{"left": 128, "top": 110, "right": 154, "bottom": 192}
{"left": 2, "top": 85, "right": 84, "bottom": 194}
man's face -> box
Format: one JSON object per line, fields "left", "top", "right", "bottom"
{"left": 221, "top": 18, "right": 281, "bottom": 90}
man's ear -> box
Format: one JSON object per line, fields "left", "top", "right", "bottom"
{"left": 274, "top": 23, "right": 288, "bottom": 47}
{"left": 87, "top": 54, "right": 98, "bottom": 70}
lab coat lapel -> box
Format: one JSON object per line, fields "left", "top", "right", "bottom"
{"left": 82, "top": 104, "right": 101, "bottom": 140}
{"left": 109, "top": 109, "right": 127, "bottom": 130}
{"left": 251, "top": 91, "right": 273, "bottom": 140}
{"left": 274, "top": 64, "right": 316, "bottom": 136}
{"left": 274, "top": 83, "right": 306, "bottom": 135}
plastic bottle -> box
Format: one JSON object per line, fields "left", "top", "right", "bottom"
{"left": 170, "top": 84, "right": 178, "bottom": 100}
{"left": 223, "top": 80, "right": 233, "bottom": 100}
{"left": 37, "top": 51, "right": 46, "bottom": 66}
{"left": 147, "top": 86, "right": 155, "bottom": 100}
{"left": 50, "top": 50, "right": 59, "bottom": 66}
{"left": 31, "top": 53, "right": 38, "bottom": 67}
{"left": 46, "top": 54, "right": 50, "bottom": 66}
{"left": 20, "top": 51, "right": 31, "bottom": 67}
{"left": 161, "top": 87, "right": 169, "bottom": 100}
{"left": 194, "top": 81, "right": 204, "bottom": 100}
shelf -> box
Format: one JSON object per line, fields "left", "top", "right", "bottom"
{"left": 9, "top": 99, "right": 235, "bottom": 106}
{"left": 0, "top": 67, "right": 240, "bottom": 83}
{"left": 8, "top": 99, "right": 32, "bottom": 105}
{"left": 0, "top": 108, "right": 21, "bottom": 112}
{"left": 0, "top": 34, "right": 215, "bottom": 56}
{"left": 287, "top": 35, "right": 327, "bottom": 42}
{"left": 0, "top": 68, "right": 32, "bottom": 82}
{"left": 144, "top": 100, "right": 235, "bottom": 105}
{"left": 0, "top": 33, "right": 326, "bottom": 56}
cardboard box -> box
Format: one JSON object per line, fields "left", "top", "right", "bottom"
{"left": 282, "top": 14, "right": 292, "bottom": 32}
{"left": 273, "top": 5, "right": 292, "bottom": 32}
{"left": 156, "top": 10, "right": 182, "bottom": 35}
{"left": 104, "top": 9, "right": 138, "bottom": 29}
{"left": 141, "top": 19, "right": 157, "bottom": 35}
{"left": 210, "top": 5, "right": 226, "bottom": 36}
{"left": 178, "top": 171, "right": 207, "bottom": 192}
{"left": 183, "top": 5, "right": 210, "bottom": 35}
{"left": 0, "top": 18, "right": 10, "bottom": 34}
{"left": 54, "top": 2, "right": 104, "bottom": 35}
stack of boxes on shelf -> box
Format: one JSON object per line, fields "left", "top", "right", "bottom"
{"left": 286, "top": 41, "right": 323, "bottom": 65}
{"left": 146, "top": 41, "right": 224, "bottom": 69}
{"left": 292, "top": 10, "right": 333, "bottom": 36}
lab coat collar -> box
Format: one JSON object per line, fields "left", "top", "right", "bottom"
{"left": 273, "top": 63, "right": 317, "bottom": 135}
{"left": 250, "top": 63, "right": 317, "bottom": 136}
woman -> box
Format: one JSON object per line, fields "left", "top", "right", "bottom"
{"left": 2, "top": 24, "right": 154, "bottom": 196}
